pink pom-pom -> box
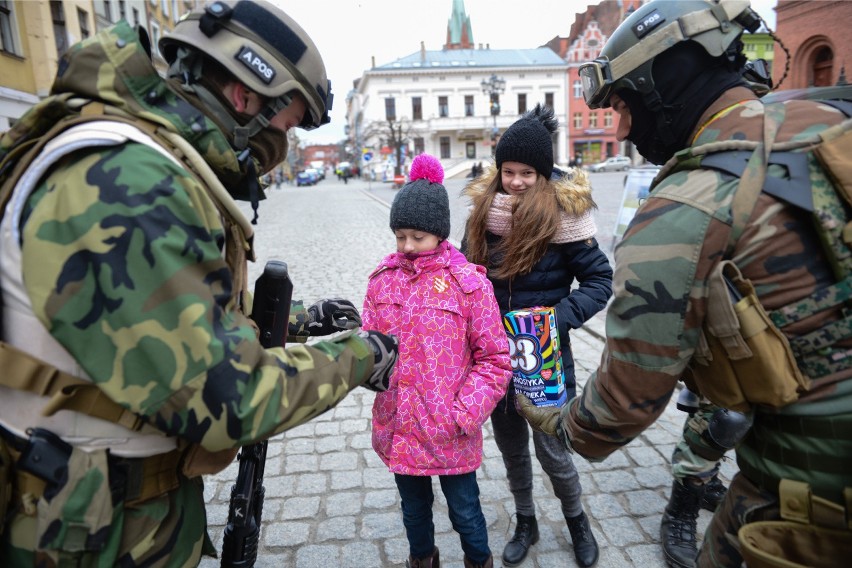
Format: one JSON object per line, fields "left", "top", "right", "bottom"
{"left": 408, "top": 154, "right": 444, "bottom": 184}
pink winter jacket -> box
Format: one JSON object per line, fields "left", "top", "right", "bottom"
{"left": 362, "top": 240, "right": 511, "bottom": 476}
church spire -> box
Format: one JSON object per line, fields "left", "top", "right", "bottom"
{"left": 445, "top": 0, "right": 474, "bottom": 50}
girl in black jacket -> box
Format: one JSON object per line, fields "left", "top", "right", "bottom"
{"left": 462, "top": 105, "right": 612, "bottom": 568}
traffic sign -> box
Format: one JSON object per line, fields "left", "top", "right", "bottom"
{"left": 363, "top": 152, "right": 373, "bottom": 162}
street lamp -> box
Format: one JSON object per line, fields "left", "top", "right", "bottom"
{"left": 480, "top": 74, "right": 506, "bottom": 157}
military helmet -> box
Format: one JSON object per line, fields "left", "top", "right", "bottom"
{"left": 160, "top": 0, "right": 332, "bottom": 130}
{"left": 579, "top": 0, "right": 760, "bottom": 109}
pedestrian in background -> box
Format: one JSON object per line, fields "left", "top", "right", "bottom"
{"left": 518, "top": 1, "right": 852, "bottom": 566}
{"left": 0, "top": 1, "right": 397, "bottom": 564}
{"left": 462, "top": 104, "right": 613, "bottom": 568}
{"left": 362, "top": 154, "right": 512, "bottom": 568}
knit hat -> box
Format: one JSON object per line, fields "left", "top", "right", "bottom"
{"left": 389, "top": 154, "right": 450, "bottom": 239}
{"left": 495, "top": 104, "right": 557, "bottom": 179}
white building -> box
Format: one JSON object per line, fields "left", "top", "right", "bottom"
{"left": 346, "top": 0, "right": 569, "bottom": 179}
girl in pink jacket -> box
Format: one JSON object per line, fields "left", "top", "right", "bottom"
{"left": 362, "top": 154, "right": 511, "bottom": 568}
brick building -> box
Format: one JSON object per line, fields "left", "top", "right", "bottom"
{"left": 545, "top": 0, "right": 643, "bottom": 166}
{"left": 773, "top": 0, "right": 852, "bottom": 89}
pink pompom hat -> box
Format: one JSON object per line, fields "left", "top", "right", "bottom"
{"left": 389, "top": 154, "right": 450, "bottom": 239}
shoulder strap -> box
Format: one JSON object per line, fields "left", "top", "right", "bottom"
{"left": 726, "top": 102, "right": 787, "bottom": 253}
{"left": 0, "top": 342, "right": 146, "bottom": 431}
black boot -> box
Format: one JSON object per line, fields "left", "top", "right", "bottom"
{"left": 661, "top": 480, "right": 704, "bottom": 568}
{"left": 566, "top": 511, "right": 599, "bottom": 567}
{"left": 700, "top": 476, "right": 727, "bottom": 512}
{"left": 405, "top": 547, "right": 439, "bottom": 568}
{"left": 502, "top": 513, "right": 538, "bottom": 567}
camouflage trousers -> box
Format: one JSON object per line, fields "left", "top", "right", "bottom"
{"left": 1, "top": 472, "right": 213, "bottom": 567}
{"left": 671, "top": 402, "right": 726, "bottom": 483}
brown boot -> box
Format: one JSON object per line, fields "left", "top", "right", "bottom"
{"left": 405, "top": 547, "right": 440, "bottom": 568}
{"left": 463, "top": 554, "right": 493, "bottom": 568}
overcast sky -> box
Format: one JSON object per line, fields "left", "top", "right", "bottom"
{"left": 271, "top": 0, "right": 778, "bottom": 146}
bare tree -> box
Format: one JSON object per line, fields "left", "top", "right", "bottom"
{"left": 364, "top": 118, "right": 419, "bottom": 177}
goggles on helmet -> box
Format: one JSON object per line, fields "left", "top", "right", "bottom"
{"left": 579, "top": 0, "right": 759, "bottom": 109}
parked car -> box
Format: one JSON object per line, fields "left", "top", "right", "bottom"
{"left": 296, "top": 169, "right": 319, "bottom": 186}
{"left": 589, "top": 156, "right": 632, "bottom": 172}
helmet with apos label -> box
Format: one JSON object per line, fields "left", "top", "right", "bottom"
{"left": 160, "top": 0, "right": 332, "bottom": 130}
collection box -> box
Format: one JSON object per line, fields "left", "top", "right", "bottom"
{"left": 503, "top": 306, "right": 567, "bottom": 408}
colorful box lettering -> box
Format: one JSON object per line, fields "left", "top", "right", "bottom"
{"left": 503, "top": 306, "right": 566, "bottom": 408}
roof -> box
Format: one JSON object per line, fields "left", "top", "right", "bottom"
{"left": 373, "top": 48, "right": 567, "bottom": 71}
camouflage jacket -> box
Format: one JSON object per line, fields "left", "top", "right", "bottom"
{"left": 0, "top": 22, "right": 373, "bottom": 452}
{"left": 563, "top": 88, "right": 852, "bottom": 460}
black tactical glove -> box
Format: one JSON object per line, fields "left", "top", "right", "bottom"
{"left": 289, "top": 298, "right": 362, "bottom": 337}
{"left": 358, "top": 330, "right": 398, "bottom": 392}
{"left": 515, "top": 392, "right": 562, "bottom": 437}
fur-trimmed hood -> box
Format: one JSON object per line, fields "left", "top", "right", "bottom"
{"left": 464, "top": 164, "right": 597, "bottom": 216}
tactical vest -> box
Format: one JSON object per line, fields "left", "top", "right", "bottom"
{"left": 659, "top": 98, "right": 852, "bottom": 513}
{"left": 0, "top": 96, "right": 254, "bottom": 476}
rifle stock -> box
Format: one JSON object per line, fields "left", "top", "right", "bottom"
{"left": 221, "top": 260, "right": 293, "bottom": 568}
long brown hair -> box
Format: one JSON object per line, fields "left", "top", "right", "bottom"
{"left": 465, "top": 171, "right": 561, "bottom": 280}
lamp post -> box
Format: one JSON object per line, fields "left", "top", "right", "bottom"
{"left": 480, "top": 74, "right": 505, "bottom": 157}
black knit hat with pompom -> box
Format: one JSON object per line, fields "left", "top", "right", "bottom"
{"left": 495, "top": 104, "right": 558, "bottom": 178}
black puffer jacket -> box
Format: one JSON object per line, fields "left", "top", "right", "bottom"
{"left": 462, "top": 167, "right": 613, "bottom": 396}
{"left": 484, "top": 232, "right": 612, "bottom": 393}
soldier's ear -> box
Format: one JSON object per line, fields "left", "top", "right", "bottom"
{"left": 227, "top": 82, "right": 253, "bottom": 113}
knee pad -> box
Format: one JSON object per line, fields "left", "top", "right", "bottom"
{"left": 703, "top": 408, "right": 753, "bottom": 452}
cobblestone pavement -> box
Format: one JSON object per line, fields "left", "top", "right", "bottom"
{"left": 200, "top": 177, "right": 738, "bottom": 568}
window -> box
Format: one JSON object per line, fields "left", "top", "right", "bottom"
{"left": 104, "top": 0, "right": 112, "bottom": 21}
{"left": 604, "top": 111, "right": 613, "bottom": 128}
{"left": 573, "top": 80, "right": 582, "bottom": 99}
{"left": 438, "top": 96, "right": 448, "bottom": 118}
{"left": 385, "top": 97, "right": 396, "bottom": 121}
{"left": 545, "top": 92, "right": 554, "bottom": 109}
{"left": 466, "top": 142, "right": 475, "bottom": 159}
{"left": 412, "top": 97, "right": 422, "bottom": 121}
{"left": 78, "top": 8, "right": 89, "bottom": 39}
{"left": 439, "top": 136, "right": 450, "bottom": 159}
{"left": 132, "top": 7, "right": 139, "bottom": 26}
{"left": 414, "top": 137, "right": 424, "bottom": 156}
{"left": 573, "top": 113, "right": 583, "bottom": 129}
{"left": 161, "top": 0, "right": 169, "bottom": 18}
{"left": 0, "top": 0, "right": 21, "bottom": 55}
{"left": 172, "top": 0, "right": 180, "bottom": 23}
{"left": 517, "top": 93, "right": 527, "bottom": 115}
{"left": 118, "top": 1, "right": 126, "bottom": 21}
{"left": 150, "top": 22, "right": 160, "bottom": 51}
{"left": 464, "top": 95, "right": 474, "bottom": 117}
{"left": 589, "top": 113, "right": 598, "bottom": 128}
{"left": 51, "top": 1, "right": 68, "bottom": 57}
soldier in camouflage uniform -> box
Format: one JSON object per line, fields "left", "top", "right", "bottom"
{"left": 0, "top": 1, "right": 397, "bottom": 566}
{"left": 518, "top": 1, "right": 852, "bottom": 567}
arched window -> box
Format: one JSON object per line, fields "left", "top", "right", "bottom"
{"left": 811, "top": 46, "right": 833, "bottom": 87}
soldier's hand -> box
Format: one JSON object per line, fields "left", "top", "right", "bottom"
{"left": 358, "top": 330, "right": 398, "bottom": 392}
{"left": 516, "top": 393, "right": 561, "bottom": 437}
{"left": 290, "top": 298, "right": 362, "bottom": 337}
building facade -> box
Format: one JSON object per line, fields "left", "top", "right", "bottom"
{"left": 346, "top": 0, "right": 568, "bottom": 179}
{"left": 1, "top": 0, "right": 96, "bottom": 130}
{"left": 773, "top": 0, "right": 852, "bottom": 90}
{"left": 0, "top": 0, "right": 201, "bottom": 131}
{"left": 548, "top": 0, "right": 644, "bottom": 167}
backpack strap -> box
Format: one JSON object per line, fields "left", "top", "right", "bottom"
{"left": 727, "top": 102, "right": 787, "bottom": 253}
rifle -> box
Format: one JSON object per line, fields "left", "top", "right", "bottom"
{"left": 221, "top": 260, "right": 293, "bottom": 568}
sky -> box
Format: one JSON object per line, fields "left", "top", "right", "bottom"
{"left": 271, "top": 0, "right": 778, "bottom": 145}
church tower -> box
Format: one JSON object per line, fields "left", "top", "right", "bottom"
{"left": 445, "top": 0, "right": 474, "bottom": 50}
